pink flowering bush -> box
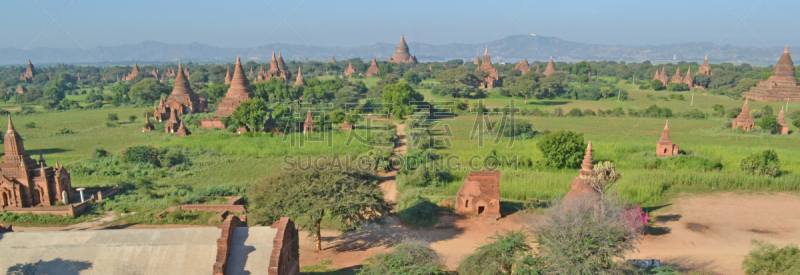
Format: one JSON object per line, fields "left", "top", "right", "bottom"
{"left": 620, "top": 204, "right": 649, "bottom": 233}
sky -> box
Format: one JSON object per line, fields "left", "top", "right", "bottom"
{"left": 1, "top": 0, "right": 798, "bottom": 50}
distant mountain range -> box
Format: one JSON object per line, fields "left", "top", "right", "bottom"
{"left": 0, "top": 35, "right": 793, "bottom": 66}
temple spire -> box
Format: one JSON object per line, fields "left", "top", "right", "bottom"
{"left": 579, "top": 141, "right": 594, "bottom": 178}
{"left": 7, "top": 114, "right": 14, "bottom": 132}
{"left": 484, "top": 45, "right": 488, "bottom": 56}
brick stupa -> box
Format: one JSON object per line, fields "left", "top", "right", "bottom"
{"left": 387, "top": 35, "right": 417, "bottom": 64}
{"left": 744, "top": 46, "right": 800, "bottom": 102}
{"left": 563, "top": 141, "right": 599, "bottom": 205}
{"left": 670, "top": 67, "right": 683, "bottom": 84}
{"left": 256, "top": 51, "right": 291, "bottom": 83}
{"left": 514, "top": 57, "right": 530, "bottom": 75}
{"left": 656, "top": 121, "right": 679, "bottom": 157}
{"left": 698, "top": 55, "right": 712, "bottom": 76}
{"left": 303, "top": 109, "right": 313, "bottom": 133}
{"left": 732, "top": 99, "right": 755, "bottom": 131}
{"left": 224, "top": 67, "right": 232, "bottom": 84}
{"left": 294, "top": 67, "right": 306, "bottom": 87}
{"left": 543, "top": 57, "right": 557, "bottom": 77}
{"left": 777, "top": 107, "right": 789, "bottom": 134}
{"left": 175, "top": 120, "right": 190, "bottom": 136}
{"left": 160, "top": 63, "right": 205, "bottom": 117}
{"left": 455, "top": 170, "right": 501, "bottom": 219}
{"left": 18, "top": 59, "right": 35, "bottom": 83}
{"left": 343, "top": 62, "right": 355, "bottom": 77}
{"left": 122, "top": 62, "right": 139, "bottom": 81}
{"left": 142, "top": 113, "right": 154, "bottom": 132}
{"left": 476, "top": 45, "right": 499, "bottom": 89}
{"left": 202, "top": 57, "right": 254, "bottom": 129}
{"left": 366, "top": 57, "right": 380, "bottom": 77}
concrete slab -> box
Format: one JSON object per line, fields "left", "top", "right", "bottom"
{"left": 226, "top": 227, "right": 278, "bottom": 275}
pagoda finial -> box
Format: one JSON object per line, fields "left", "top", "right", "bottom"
{"left": 39, "top": 150, "right": 44, "bottom": 162}
{"left": 7, "top": 115, "right": 14, "bottom": 132}
{"left": 579, "top": 141, "right": 594, "bottom": 178}
{"left": 271, "top": 50, "right": 276, "bottom": 61}
{"left": 484, "top": 45, "right": 488, "bottom": 55}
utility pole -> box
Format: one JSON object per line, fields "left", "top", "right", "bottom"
{"left": 617, "top": 89, "right": 621, "bottom": 101}
{"left": 691, "top": 93, "right": 694, "bottom": 106}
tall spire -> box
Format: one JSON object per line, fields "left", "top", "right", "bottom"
{"left": 658, "top": 121, "right": 672, "bottom": 143}
{"left": 7, "top": 114, "right": 14, "bottom": 132}
{"left": 484, "top": 45, "right": 488, "bottom": 56}
{"left": 5, "top": 115, "right": 26, "bottom": 156}
{"left": 171, "top": 63, "right": 194, "bottom": 95}
{"left": 579, "top": 141, "right": 594, "bottom": 179}
{"left": 226, "top": 57, "right": 255, "bottom": 98}
{"left": 225, "top": 67, "right": 231, "bottom": 84}
{"left": 294, "top": 66, "right": 306, "bottom": 87}
{"left": 543, "top": 56, "right": 557, "bottom": 76}
{"left": 397, "top": 35, "right": 409, "bottom": 53}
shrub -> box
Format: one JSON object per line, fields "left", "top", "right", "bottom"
{"left": 123, "top": 146, "right": 161, "bottom": 166}
{"left": 668, "top": 93, "right": 685, "bottom": 101}
{"left": 566, "top": 108, "right": 583, "bottom": 117}
{"left": 94, "top": 148, "right": 108, "bottom": 158}
{"left": 650, "top": 80, "right": 665, "bottom": 91}
{"left": 493, "top": 119, "right": 535, "bottom": 138}
{"left": 794, "top": 118, "right": 800, "bottom": 129}
{"left": 457, "top": 230, "right": 532, "bottom": 275}
{"left": 24, "top": 122, "right": 35, "bottom": 129}
{"left": 742, "top": 240, "right": 800, "bottom": 274}
{"left": 128, "top": 115, "right": 137, "bottom": 123}
{"left": 359, "top": 241, "right": 446, "bottom": 275}
{"left": 396, "top": 192, "right": 438, "bottom": 227}
{"left": 55, "top": 128, "right": 74, "bottom": 135}
{"left": 666, "top": 82, "right": 689, "bottom": 91}
{"left": 537, "top": 130, "right": 585, "bottom": 169}
{"left": 740, "top": 150, "right": 780, "bottom": 177}
{"left": 758, "top": 115, "right": 780, "bottom": 133}
{"left": 108, "top": 113, "right": 119, "bottom": 122}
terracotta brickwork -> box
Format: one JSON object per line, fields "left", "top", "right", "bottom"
{"left": 564, "top": 141, "right": 599, "bottom": 204}
{"left": 514, "top": 57, "right": 530, "bottom": 75}
{"left": 294, "top": 67, "right": 306, "bottom": 87}
{"left": 0, "top": 116, "right": 73, "bottom": 208}
{"left": 698, "top": 55, "right": 713, "bottom": 76}
{"left": 388, "top": 35, "right": 417, "bottom": 64}
{"left": 121, "top": 62, "right": 139, "bottom": 81}
{"left": 142, "top": 113, "right": 154, "bottom": 132}
{"left": 269, "top": 217, "right": 300, "bottom": 275}
{"left": 343, "top": 62, "right": 355, "bottom": 77}
{"left": 154, "top": 63, "right": 207, "bottom": 123}
{"left": 543, "top": 57, "right": 557, "bottom": 77}
{"left": 303, "top": 109, "right": 314, "bottom": 133}
{"left": 18, "top": 60, "right": 35, "bottom": 83}
{"left": 366, "top": 57, "right": 380, "bottom": 77}
{"left": 656, "top": 121, "right": 679, "bottom": 157}
{"left": 733, "top": 99, "right": 755, "bottom": 131}
{"left": 213, "top": 215, "right": 246, "bottom": 275}
{"left": 203, "top": 57, "right": 255, "bottom": 129}
{"left": 777, "top": 107, "right": 790, "bottom": 134}
{"left": 255, "top": 51, "right": 292, "bottom": 83}
{"left": 744, "top": 46, "right": 800, "bottom": 102}
{"left": 455, "top": 170, "right": 501, "bottom": 219}
{"left": 476, "top": 46, "right": 499, "bottom": 89}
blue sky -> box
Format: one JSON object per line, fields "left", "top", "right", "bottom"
{"left": 1, "top": 0, "right": 797, "bottom": 49}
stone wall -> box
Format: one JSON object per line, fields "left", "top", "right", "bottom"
{"left": 213, "top": 215, "right": 246, "bottom": 275}
{"left": 269, "top": 217, "right": 300, "bottom": 275}
{"left": 0, "top": 200, "right": 92, "bottom": 217}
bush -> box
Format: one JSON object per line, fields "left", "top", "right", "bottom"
{"left": 55, "top": 128, "right": 74, "bottom": 135}
{"left": 24, "top": 122, "right": 35, "bottom": 129}
{"left": 457, "top": 230, "right": 532, "bottom": 275}
{"left": 537, "top": 130, "right": 585, "bottom": 169}
{"left": 758, "top": 115, "right": 780, "bottom": 133}
{"left": 493, "top": 119, "right": 535, "bottom": 138}
{"left": 742, "top": 240, "right": 800, "bottom": 274}
{"left": 666, "top": 82, "right": 689, "bottom": 91}
{"left": 94, "top": 148, "right": 108, "bottom": 158}
{"left": 643, "top": 155, "right": 723, "bottom": 171}
{"left": 566, "top": 108, "right": 583, "bottom": 117}
{"left": 650, "top": 80, "right": 665, "bottom": 91}
{"left": 359, "top": 241, "right": 446, "bottom": 275}
{"left": 108, "top": 113, "right": 119, "bottom": 122}
{"left": 740, "top": 150, "right": 780, "bottom": 177}
{"left": 396, "top": 192, "right": 438, "bottom": 227}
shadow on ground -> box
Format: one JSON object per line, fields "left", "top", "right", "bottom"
{"left": 323, "top": 217, "right": 465, "bottom": 252}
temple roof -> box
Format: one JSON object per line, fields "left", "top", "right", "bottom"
{"left": 389, "top": 35, "right": 415, "bottom": 63}
{"left": 225, "top": 67, "right": 232, "bottom": 84}
{"left": 579, "top": 141, "right": 594, "bottom": 179}
{"left": 735, "top": 99, "right": 755, "bottom": 124}
{"left": 170, "top": 63, "right": 195, "bottom": 96}
{"left": 4, "top": 115, "right": 25, "bottom": 156}
{"left": 658, "top": 121, "right": 672, "bottom": 144}
{"left": 778, "top": 106, "right": 788, "bottom": 126}
{"left": 543, "top": 57, "right": 556, "bottom": 76}
{"left": 766, "top": 46, "right": 798, "bottom": 86}
{"left": 226, "top": 57, "right": 255, "bottom": 99}
{"left": 277, "top": 52, "right": 287, "bottom": 71}
{"left": 396, "top": 34, "right": 409, "bottom": 53}
{"left": 294, "top": 66, "right": 306, "bottom": 87}
{"left": 330, "top": 55, "right": 336, "bottom": 63}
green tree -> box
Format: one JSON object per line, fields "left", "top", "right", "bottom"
{"left": 742, "top": 240, "right": 800, "bottom": 275}
{"left": 403, "top": 70, "right": 422, "bottom": 85}
{"left": 537, "top": 130, "right": 585, "bottom": 168}
{"left": 758, "top": 115, "right": 780, "bottom": 133}
{"left": 359, "top": 241, "right": 447, "bottom": 275}
{"left": 188, "top": 70, "right": 208, "bottom": 83}
{"left": 205, "top": 83, "right": 229, "bottom": 103}
{"left": 230, "top": 98, "right": 269, "bottom": 131}
{"left": 510, "top": 72, "right": 542, "bottom": 103}
{"left": 332, "top": 86, "right": 359, "bottom": 109}
{"left": 650, "top": 79, "right": 665, "bottom": 91}
{"left": 793, "top": 118, "right": 800, "bottom": 129}
{"left": 457, "top": 230, "right": 533, "bottom": 275}
{"left": 248, "top": 169, "right": 391, "bottom": 251}
{"left": 740, "top": 150, "right": 780, "bottom": 177}
{"left": 128, "top": 79, "right": 168, "bottom": 104}
{"left": 381, "top": 82, "right": 423, "bottom": 119}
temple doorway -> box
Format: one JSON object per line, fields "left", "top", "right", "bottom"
{"left": 1, "top": 192, "right": 8, "bottom": 206}
{"left": 478, "top": 206, "right": 485, "bottom": 214}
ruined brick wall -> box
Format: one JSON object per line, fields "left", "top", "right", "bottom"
{"left": 181, "top": 204, "right": 246, "bottom": 213}
{"left": 213, "top": 215, "right": 245, "bottom": 275}
{"left": 269, "top": 217, "right": 300, "bottom": 275}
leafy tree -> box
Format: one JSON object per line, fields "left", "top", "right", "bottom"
{"left": 403, "top": 70, "right": 422, "bottom": 85}
{"left": 457, "top": 230, "right": 532, "bottom": 275}
{"left": 435, "top": 68, "right": 483, "bottom": 87}
{"left": 540, "top": 72, "right": 570, "bottom": 97}
{"left": 509, "top": 72, "right": 542, "bottom": 103}
{"left": 666, "top": 82, "right": 689, "bottom": 91}
{"left": 205, "top": 83, "right": 229, "bottom": 103}
{"left": 381, "top": 82, "right": 423, "bottom": 119}
{"left": 188, "top": 70, "right": 208, "bottom": 83}
{"left": 248, "top": 169, "right": 391, "bottom": 251}
{"left": 107, "top": 113, "right": 118, "bottom": 122}
{"left": 537, "top": 130, "right": 585, "bottom": 169}
{"left": 712, "top": 104, "right": 725, "bottom": 116}
{"left": 530, "top": 198, "right": 637, "bottom": 274}
{"left": 359, "top": 241, "right": 446, "bottom": 275}
{"left": 742, "top": 240, "right": 800, "bottom": 275}
{"left": 650, "top": 80, "right": 665, "bottom": 91}
{"left": 708, "top": 70, "right": 741, "bottom": 89}
{"left": 230, "top": 98, "right": 269, "bottom": 131}
{"left": 329, "top": 109, "right": 345, "bottom": 124}
{"left": 128, "top": 79, "right": 168, "bottom": 105}
{"left": 396, "top": 192, "right": 438, "bottom": 227}
{"left": 332, "top": 86, "right": 359, "bottom": 109}
{"left": 793, "top": 118, "right": 800, "bottom": 129}
{"left": 758, "top": 115, "right": 779, "bottom": 133}
{"left": 740, "top": 150, "right": 780, "bottom": 177}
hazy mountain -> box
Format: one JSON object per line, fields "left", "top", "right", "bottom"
{"left": 0, "top": 35, "right": 792, "bottom": 66}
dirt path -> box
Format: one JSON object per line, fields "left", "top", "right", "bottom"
{"left": 629, "top": 193, "right": 800, "bottom": 275}
{"left": 366, "top": 116, "right": 406, "bottom": 203}
{"left": 12, "top": 211, "right": 118, "bottom": 232}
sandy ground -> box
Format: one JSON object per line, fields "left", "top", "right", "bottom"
{"left": 630, "top": 192, "right": 800, "bottom": 275}
{"left": 298, "top": 214, "right": 531, "bottom": 270}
